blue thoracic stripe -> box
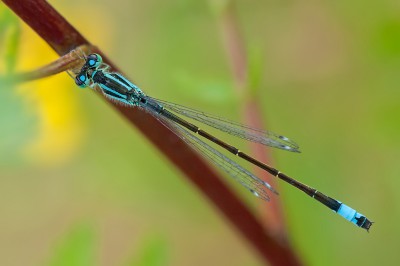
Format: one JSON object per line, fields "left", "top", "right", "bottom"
{"left": 106, "top": 73, "right": 142, "bottom": 95}
{"left": 99, "top": 84, "right": 127, "bottom": 100}
{"left": 114, "top": 73, "right": 142, "bottom": 93}
{"left": 99, "top": 84, "right": 133, "bottom": 105}
{"left": 105, "top": 73, "right": 131, "bottom": 91}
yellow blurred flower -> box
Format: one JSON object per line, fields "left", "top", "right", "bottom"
{"left": 16, "top": 25, "right": 85, "bottom": 165}
{"left": 3, "top": 4, "right": 112, "bottom": 166}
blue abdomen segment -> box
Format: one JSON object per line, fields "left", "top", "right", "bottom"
{"left": 336, "top": 202, "right": 373, "bottom": 231}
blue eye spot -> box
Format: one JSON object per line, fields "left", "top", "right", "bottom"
{"left": 75, "top": 72, "right": 89, "bottom": 88}
{"left": 86, "top": 54, "right": 103, "bottom": 68}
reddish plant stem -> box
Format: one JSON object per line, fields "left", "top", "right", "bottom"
{"left": 244, "top": 100, "right": 288, "bottom": 236}
{"left": 217, "top": 2, "right": 290, "bottom": 239}
{"left": 3, "top": 0, "right": 302, "bottom": 265}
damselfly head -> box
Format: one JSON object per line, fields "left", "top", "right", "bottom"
{"left": 75, "top": 72, "right": 90, "bottom": 88}
{"left": 86, "top": 54, "right": 102, "bottom": 68}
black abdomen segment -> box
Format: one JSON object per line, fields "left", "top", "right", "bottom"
{"left": 154, "top": 107, "right": 373, "bottom": 231}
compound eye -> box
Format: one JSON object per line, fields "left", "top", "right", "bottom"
{"left": 75, "top": 72, "right": 89, "bottom": 88}
{"left": 86, "top": 53, "right": 102, "bottom": 68}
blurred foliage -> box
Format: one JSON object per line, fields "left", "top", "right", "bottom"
{"left": 0, "top": 6, "right": 33, "bottom": 165}
{"left": 171, "top": 69, "right": 235, "bottom": 103}
{"left": 247, "top": 45, "right": 264, "bottom": 96}
{"left": 47, "top": 223, "right": 97, "bottom": 266}
{"left": 1, "top": 1, "right": 400, "bottom": 266}
{"left": 0, "top": 6, "right": 20, "bottom": 73}
{"left": 125, "top": 234, "right": 168, "bottom": 266}
{"left": 374, "top": 18, "right": 400, "bottom": 59}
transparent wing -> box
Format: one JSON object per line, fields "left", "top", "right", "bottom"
{"left": 148, "top": 97, "right": 300, "bottom": 153}
{"left": 146, "top": 107, "right": 278, "bottom": 201}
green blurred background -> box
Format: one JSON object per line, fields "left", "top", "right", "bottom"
{"left": 1, "top": 0, "right": 399, "bottom": 265}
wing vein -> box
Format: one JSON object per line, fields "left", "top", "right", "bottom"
{"left": 148, "top": 97, "right": 300, "bottom": 152}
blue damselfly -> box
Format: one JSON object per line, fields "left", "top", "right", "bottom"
{"left": 71, "top": 52, "right": 372, "bottom": 231}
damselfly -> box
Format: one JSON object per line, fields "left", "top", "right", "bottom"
{"left": 73, "top": 52, "right": 372, "bottom": 231}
